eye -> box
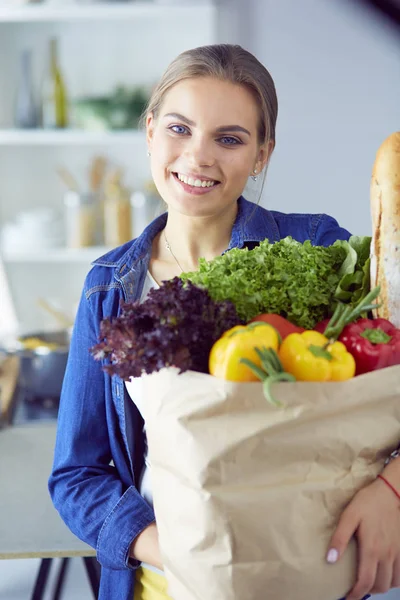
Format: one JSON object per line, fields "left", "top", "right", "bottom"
{"left": 169, "top": 124, "right": 189, "bottom": 135}
{"left": 219, "top": 136, "right": 242, "bottom": 146}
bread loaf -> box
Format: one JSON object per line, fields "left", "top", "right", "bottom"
{"left": 370, "top": 131, "right": 400, "bottom": 327}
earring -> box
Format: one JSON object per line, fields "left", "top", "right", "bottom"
{"left": 251, "top": 169, "right": 258, "bottom": 182}
{"left": 147, "top": 150, "right": 151, "bottom": 157}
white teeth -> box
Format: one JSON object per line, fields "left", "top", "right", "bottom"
{"left": 176, "top": 173, "right": 216, "bottom": 188}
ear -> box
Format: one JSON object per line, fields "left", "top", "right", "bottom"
{"left": 255, "top": 139, "right": 275, "bottom": 174}
{"left": 146, "top": 112, "right": 155, "bottom": 152}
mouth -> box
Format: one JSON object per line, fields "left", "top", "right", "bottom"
{"left": 172, "top": 172, "right": 221, "bottom": 190}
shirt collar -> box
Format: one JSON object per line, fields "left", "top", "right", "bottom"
{"left": 227, "top": 196, "right": 279, "bottom": 249}
{"left": 116, "top": 195, "right": 279, "bottom": 277}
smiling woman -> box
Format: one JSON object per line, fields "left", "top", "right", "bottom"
{"left": 48, "top": 44, "right": 385, "bottom": 600}
{"left": 147, "top": 78, "right": 263, "bottom": 217}
{"left": 142, "top": 45, "right": 278, "bottom": 283}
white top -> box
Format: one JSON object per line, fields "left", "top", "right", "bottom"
{"left": 125, "top": 270, "right": 159, "bottom": 426}
{"left": 124, "top": 270, "right": 162, "bottom": 574}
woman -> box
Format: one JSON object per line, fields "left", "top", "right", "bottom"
{"left": 48, "top": 44, "right": 400, "bottom": 600}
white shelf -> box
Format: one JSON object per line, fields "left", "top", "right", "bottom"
{"left": 0, "top": 129, "right": 145, "bottom": 146}
{"left": 0, "top": 1, "right": 215, "bottom": 23}
{"left": 1, "top": 246, "right": 112, "bottom": 263}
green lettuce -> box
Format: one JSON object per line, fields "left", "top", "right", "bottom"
{"left": 181, "top": 236, "right": 371, "bottom": 329}
{"left": 334, "top": 236, "right": 371, "bottom": 307}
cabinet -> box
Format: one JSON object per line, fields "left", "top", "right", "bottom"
{"left": 0, "top": 0, "right": 218, "bottom": 334}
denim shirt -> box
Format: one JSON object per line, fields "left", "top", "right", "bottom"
{"left": 48, "top": 196, "right": 351, "bottom": 600}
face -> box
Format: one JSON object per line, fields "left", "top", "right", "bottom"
{"left": 146, "top": 77, "right": 273, "bottom": 218}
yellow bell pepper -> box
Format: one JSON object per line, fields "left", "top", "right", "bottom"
{"left": 209, "top": 322, "right": 280, "bottom": 381}
{"left": 278, "top": 330, "right": 356, "bottom": 382}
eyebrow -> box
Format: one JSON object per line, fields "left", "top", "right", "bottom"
{"left": 163, "top": 112, "right": 251, "bottom": 136}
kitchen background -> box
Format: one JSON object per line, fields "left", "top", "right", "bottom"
{"left": 1, "top": 0, "right": 399, "bottom": 338}
{"left": 0, "top": 0, "right": 399, "bottom": 598}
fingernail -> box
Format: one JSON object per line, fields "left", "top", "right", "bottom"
{"left": 326, "top": 548, "right": 339, "bottom": 563}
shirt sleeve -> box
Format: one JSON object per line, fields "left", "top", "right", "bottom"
{"left": 312, "top": 214, "right": 352, "bottom": 246}
{"left": 48, "top": 281, "right": 155, "bottom": 571}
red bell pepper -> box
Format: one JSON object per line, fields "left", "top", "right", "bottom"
{"left": 250, "top": 313, "right": 305, "bottom": 340}
{"left": 314, "top": 318, "right": 330, "bottom": 334}
{"left": 338, "top": 318, "right": 400, "bottom": 375}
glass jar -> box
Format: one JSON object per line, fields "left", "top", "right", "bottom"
{"left": 103, "top": 170, "right": 132, "bottom": 247}
{"left": 63, "top": 191, "right": 97, "bottom": 248}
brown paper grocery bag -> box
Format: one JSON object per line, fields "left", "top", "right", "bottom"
{"left": 141, "top": 365, "right": 400, "bottom": 600}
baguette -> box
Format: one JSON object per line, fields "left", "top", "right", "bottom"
{"left": 370, "top": 131, "right": 400, "bottom": 327}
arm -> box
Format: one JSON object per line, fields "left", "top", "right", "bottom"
{"left": 130, "top": 523, "right": 163, "bottom": 570}
{"left": 326, "top": 458, "right": 400, "bottom": 600}
{"left": 381, "top": 454, "right": 400, "bottom": 488}
{"left": 48, "top": 281, "right": 157, "bottom": 571}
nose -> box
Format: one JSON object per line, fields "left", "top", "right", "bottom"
{"left": 183, "top": 135, "right": 215, "bottom": 168}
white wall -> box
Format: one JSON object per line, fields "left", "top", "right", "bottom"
{"left": 223, "top": 0, "right": 400, "bottom": 236}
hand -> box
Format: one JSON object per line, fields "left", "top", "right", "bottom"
{"left": 326, "top": 477, "right": 400, "bottom": 600}
{"left": 130, "top": 522, "right": 163, "bottom": 571}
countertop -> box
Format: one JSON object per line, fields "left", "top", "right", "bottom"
{"left": 0, "top": 423, "right": 95, "bottom": 559}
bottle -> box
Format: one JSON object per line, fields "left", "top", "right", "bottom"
{"left": 103, "top": 169, "right": 132, "bottom": 247}
{"left": 144, "top": 179, "right": 163, "bottom": 222}
{"left": 63, "top": 191, "right": 97, "bottom": 249}
{"left": 14, "top": 49, "right": 38, "bottom": 129}
{"left": 41, "top": 38, "right": 68, "bottom": 129}
{"left": 130, "top": 180, "right": 162, "bottom": 239}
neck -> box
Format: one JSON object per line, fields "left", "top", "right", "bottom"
{"left": 161, "top": 202, "right": 238, "bottom": 272}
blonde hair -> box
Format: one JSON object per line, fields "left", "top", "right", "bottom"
{"left": 142, "top": 44, "right": 278, "bottom": 146}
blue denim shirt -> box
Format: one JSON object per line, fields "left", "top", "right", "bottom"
{"left": 49, "top": 196, "right": 352, "bottom": 600}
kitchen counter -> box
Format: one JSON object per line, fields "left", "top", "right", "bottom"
{"left": 0, "top": 423, "right": 95, "bottom": 559}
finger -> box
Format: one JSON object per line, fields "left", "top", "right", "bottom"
{"left": 391, "top": 556, "right": 400, "bottom": 588}
{"left": 370, "top": 560, "right": 393, "bottom": 595}
{"left": 327, "top": 506, "right": 360, "bottom": 564}
{"left": 346, "top": 539, "right": 378, "bottom": 600}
